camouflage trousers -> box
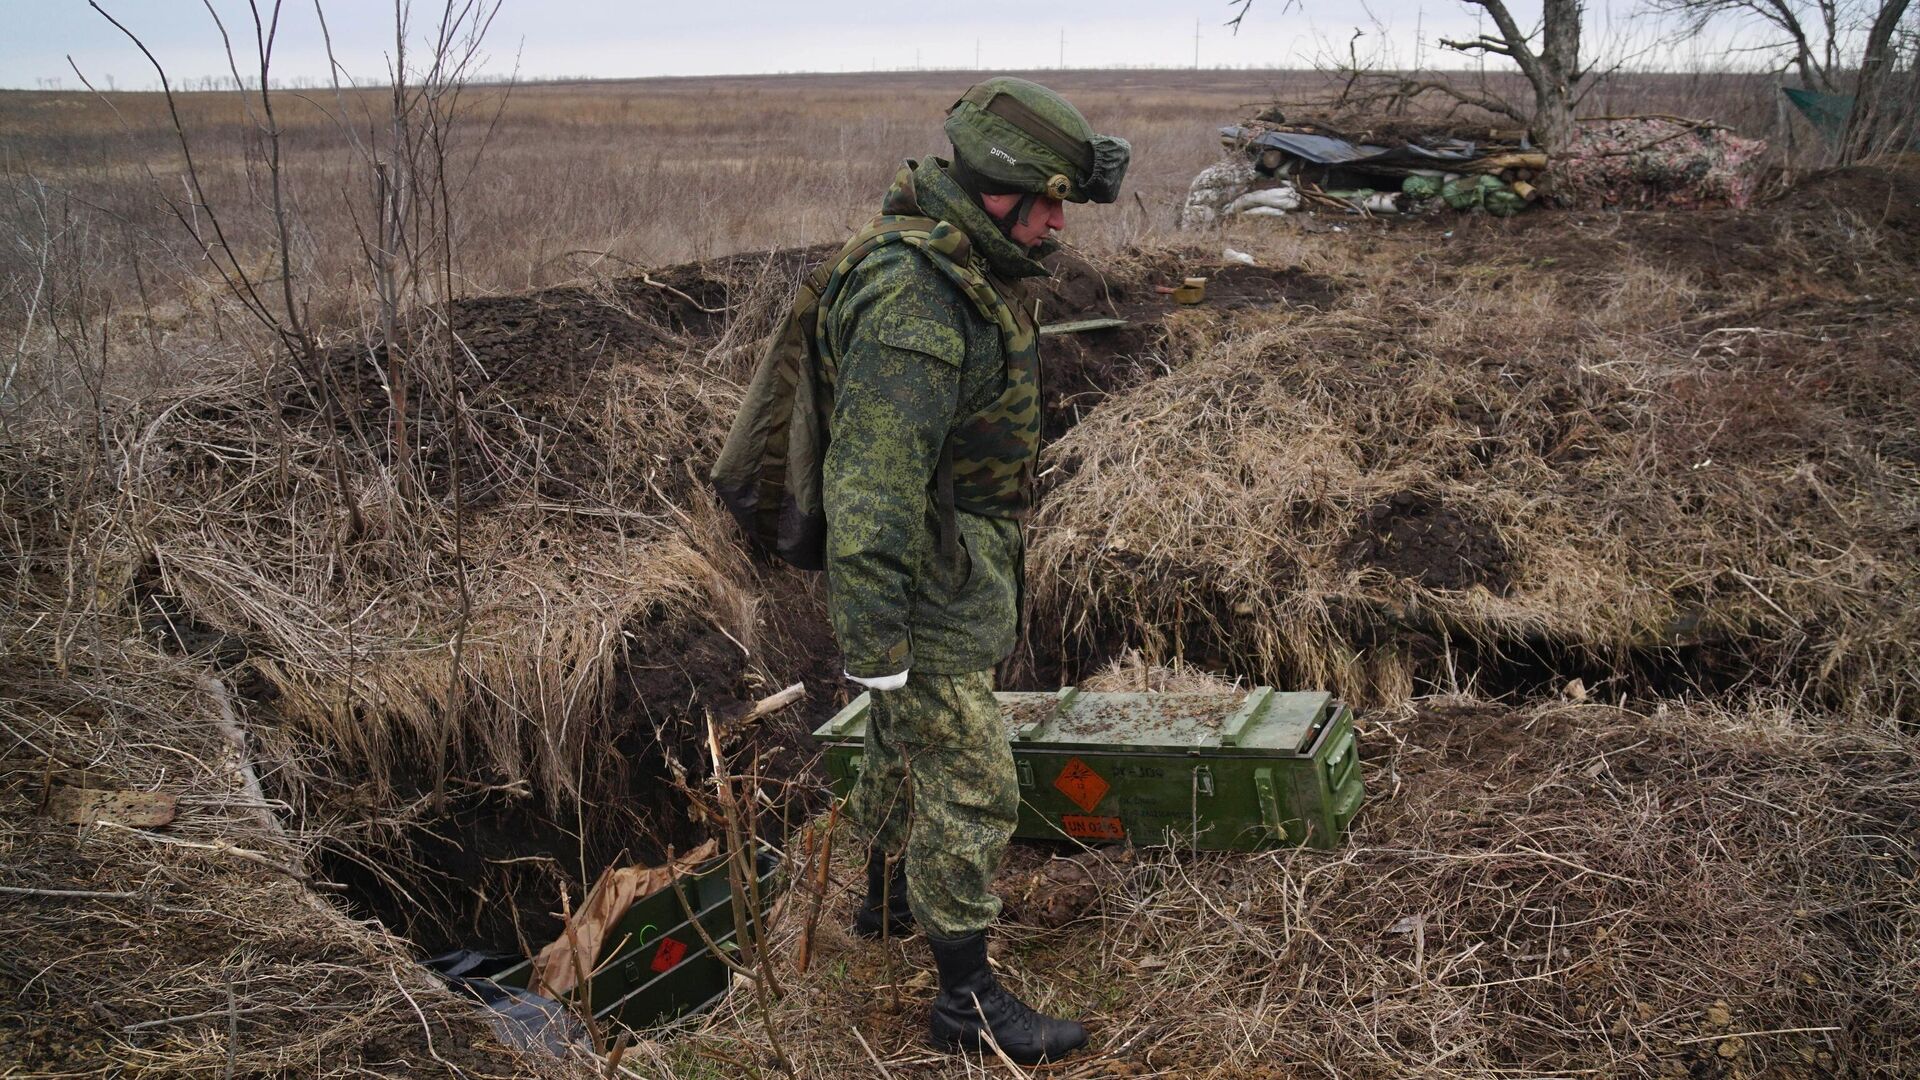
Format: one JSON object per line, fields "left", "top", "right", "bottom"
{"left": 843, "top": 669, "right": 1018, "bottom": 936}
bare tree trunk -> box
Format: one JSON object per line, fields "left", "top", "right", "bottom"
{"left": 1241, "top": 0, "right": 1589, "bottom": 149}
{"left": 1532, "top": 0, "right": 1582, "bottom": 150}
{"left": 1843, "top": 0, "right": 1916, "bottom": 162}
{"left": 1440, "top": 0, "right": 1586, "bottom": 151}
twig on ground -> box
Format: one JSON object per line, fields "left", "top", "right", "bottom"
{"left": 0, "top": 884, "right": 142, "bottom": 900}
{"left": 89, "top": 820, "right": 337, "bottom": 889}
{"left": 850, "top": 1025, "right": 897, "bottom": 1080}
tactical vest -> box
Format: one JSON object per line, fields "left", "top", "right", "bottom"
{"left": 817, "top": 213, "right": 1041, "bottom": 518}
{"left": 710, "top": 212, "right": 1040, "bottom": 570}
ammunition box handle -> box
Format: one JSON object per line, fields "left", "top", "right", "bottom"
{"left": 1254, "top": 765, "right": 1284, "bottom": 840}
{"left": 1218, "top": 687, "right": 1274, "bottom": 747}
{"left": 827, "top": 693, "right": 871, "bottom": 737}
{"left": 1013, "top": 686, "right": 1078, "bottom": 742}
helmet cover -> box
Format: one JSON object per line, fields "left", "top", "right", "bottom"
{"left": 944, "top": 77, "right": 1130, "bottom": 203}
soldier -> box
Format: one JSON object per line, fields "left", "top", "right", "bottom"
{"left": 825, "top": 78, "right": 1128, "bottom": 1064}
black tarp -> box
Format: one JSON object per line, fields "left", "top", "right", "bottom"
{"left": 1222, "top": 126, "right": 1483, "bottom": 169}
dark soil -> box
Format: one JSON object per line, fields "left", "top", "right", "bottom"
{"left": 1038, "top": 322, "right": 1159, "bottom": 441}
{"left": 1408, "top": 161, "right": 1920, "bottom": 296}
{"left": 1341, "top": 491, "right": 1513, "bottom": 593}
{"left": 1432, "top": 206, "right": 1786, "bottom": 290}
{"left": 319, "top": 589, "right": 847, "bottom": 958}
{"left": 288, "top": 249, "right": 818, "bottom": 507}
{"left": 1776, "top": 162, "right": 1920, "bottom": 257}
{"left": 1042, "top": 246, "right": 1343, "bottom": 320}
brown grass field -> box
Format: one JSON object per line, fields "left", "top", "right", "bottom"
{"left": 2, "top": 70, "right": 1917, "bottom": 1078}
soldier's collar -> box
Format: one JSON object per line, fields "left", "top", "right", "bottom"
{"left": 891, "top": 158, "right": 1052, "bottom": 281}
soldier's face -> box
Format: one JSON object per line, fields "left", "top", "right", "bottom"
{"left": 981, "top": 193, "right": 1066, "bottom": 250}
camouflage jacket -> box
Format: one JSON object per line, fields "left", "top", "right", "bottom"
{"left": 822, "top": 158, "right": 1050, "bottom": 678}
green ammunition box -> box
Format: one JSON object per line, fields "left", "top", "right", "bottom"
{"left": 813, "top": 687, "right": 1362, "bottom": 850}
{"left": 487, "top": 845, "right": 781, "bottom": 1030}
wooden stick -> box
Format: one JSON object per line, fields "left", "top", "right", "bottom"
{"left": 794, "top": 802, "right": 839, "bottom": 974}
{"left": 745, "top": 682, "right": 806, "bottom": 721}
{"left": 198, "top": 674, "right": 282, "bottom": 837}
{"left": 1460, "top": 151, "right": 1550, "bottom": 173}
{"left": 89, "top": 821, "right": 342, "bottom": 890}
{"left": 0, "top": 884, "right": 141, "bottom": 901}
{"left": 851, "top": 1025, "right": 897, "bottom": 1080}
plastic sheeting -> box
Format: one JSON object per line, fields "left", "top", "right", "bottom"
{"left": 1221, "top": 126, "right": 1484, "bottom": 168}
{"left": 424, "top": 950, "right": 586, "bottom": 1055}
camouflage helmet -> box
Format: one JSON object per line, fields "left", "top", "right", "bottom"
{"left": 944, "top": 77, "right": 1130, "bottom": 204}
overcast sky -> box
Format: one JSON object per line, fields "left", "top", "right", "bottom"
{"left": 5, "top": 1, "right": 1759, "bottom": 91}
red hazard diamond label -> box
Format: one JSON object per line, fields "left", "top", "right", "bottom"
{"left": 1053, "top": 757, "right": 1110, "bottom": 813}
{"left": 649, "top": 937, "right": 688, "bottom": 973}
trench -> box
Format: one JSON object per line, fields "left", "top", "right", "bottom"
{"left": 135, "top": 247, "right": 1658, "bottom": 966}
{"left": 246, "top": 252, "right": 1338, "bottom": 963}
{"left": 134, "top": 238, "right": 1794, "bottom": 1008}
{"left": 307, "top": 612, "right": 847, "bottom": 959}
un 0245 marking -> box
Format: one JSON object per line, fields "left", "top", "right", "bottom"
{"left": 1060, "top": 814, "right": 1126, "bottom": 840}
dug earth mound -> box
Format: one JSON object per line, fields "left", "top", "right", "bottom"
{"left": 5, "top": 163, "right": 1917, "bottom": 1076}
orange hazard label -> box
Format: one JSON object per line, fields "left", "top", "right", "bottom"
{"left": 1053, "top": 757, "right": 1111, "bottom": 812}
{"left": 1061, "top": 814, "right": 1126, "bottom": 840}
{"left": 650, "top": 937, "right": 688, "bottom": 972}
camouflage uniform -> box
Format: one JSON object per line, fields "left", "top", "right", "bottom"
{"left": 841, "top": 670, "right": 1018, "bottom": 932}
{"left": 824, "top": 158, "right": 1049, "bottom": 935}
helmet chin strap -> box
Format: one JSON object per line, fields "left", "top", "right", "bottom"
{"left": 986, "top": 191, "right": 1042, "bottom": 248}
{"left": 948, "top": 155, "right": 1044, "bottom": 249}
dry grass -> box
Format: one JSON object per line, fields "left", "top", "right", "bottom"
{"left": 0, "top": 69, "right": 1302, "bottom": 355}
{"left": 0, "top": 438, "right": 588, "bottom": 1077}
{"left": 5, "top": 69, "right": 1918, "bottom": 1080}
{"left": 663, "top": 692, "right": 1920, "bottom": 1078}
{"left": 0, "top": 67, "right": 1805, "bottom": 411}
{"left": 1026, "top": 205, "right": 1920, "bottom": 722}
{"left": 112, "top": 253, "right": 810, "bottom": 814}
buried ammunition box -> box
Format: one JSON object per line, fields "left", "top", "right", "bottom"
{"left": 486, "top": 845, "right": 780, "bottom": 1031}
{"left": 814, "top": 687, "right": 1362, "bottom": 850}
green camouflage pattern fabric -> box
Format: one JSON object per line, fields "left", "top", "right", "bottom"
{"left": 944, "top": 77, "right": 1131, "bottom": 204}
{"left": 843, "top": 669, "right": 1018, "bottom": 935}
{"left": 819, "top": 158, "right": 1048, "bottom": 677}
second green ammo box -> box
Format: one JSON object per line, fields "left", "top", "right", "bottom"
{"left": 485, "top": 845, "right": 781, "bottom": 1031}
{"left": 813, "top": 686, "right": 1362, "bottom": 850}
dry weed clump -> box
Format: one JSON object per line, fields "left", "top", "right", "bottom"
{"left": 0, "top": 653, "right": 590, "bottom": 1077}
{"left": 664, "top": 695, "right": 1919, "bottom": 1079}
{"left": 1080, "top": 648, "right": 1246, "bottom": 695}
{"left": 0, "top": 438, "right": 587, "bottom": 1077}
{"left": 112, "top": 253, "right": 807, "bottom": 817}
{"left": 1026, "top": 220, "right": 1920, "bottom": 719}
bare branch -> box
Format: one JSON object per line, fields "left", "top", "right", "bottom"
{"left": 1467, "top": 0, "right": 1544, "bottom": 76}
{"left": 1440, "top": 34, "right": 1519, "bottom": 58}
{"left": 1228, "top": 0, "right": 1304, "bottom": 35}
{"left": 1398, "top": 78, "right": 1533, "bottom": 125}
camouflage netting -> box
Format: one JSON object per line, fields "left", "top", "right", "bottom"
{"left": 1550, "top": 118, "right": 1770, "bottom": 209}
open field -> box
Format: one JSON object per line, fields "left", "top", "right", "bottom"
{"left": 0, "top": 69, "right": 1790, "bottom": 358}
{"left": 3, "top": 70, "right": 1918, "bottom": 1078}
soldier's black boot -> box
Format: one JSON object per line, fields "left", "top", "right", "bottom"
{"left": 853, "top": 850, "right": 914, "bottom": 938}
{"left": 926, "top": 930, "right": 1087, "bottom": 1064}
